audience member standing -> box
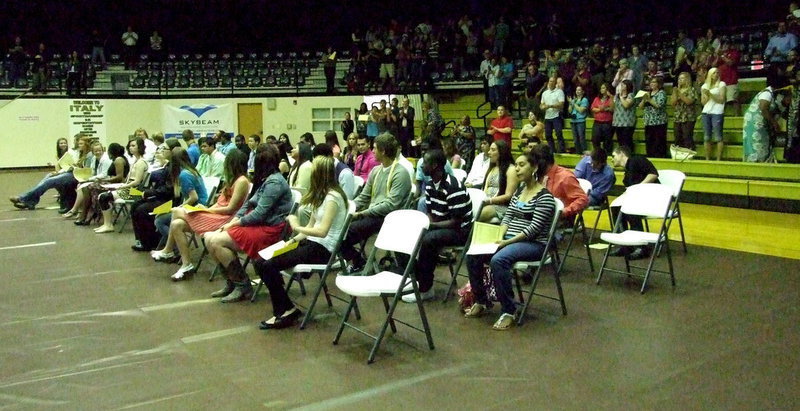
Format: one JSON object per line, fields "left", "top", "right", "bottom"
{"left": 640, "top": 77, "right": 668, "bottom": 158}
{"left": 541, "top": 76, "right": 566, "bottom": 153}
{"left": 670, "top": 72, "right": 699, "bottom": 150}
{"left": 121, "top": 26, "right": 139, "bottom": 69}
{"left": 701, "top": 68, "right": 727, "bottom": 161}
{"left": 487, "top": 106, "right": 513, "bottom": 146}
{"left": 765, "top": 21, "right": 798, "bottom": 66}
{"left": 90, "top": 29, "right": 106, "bottom": 69}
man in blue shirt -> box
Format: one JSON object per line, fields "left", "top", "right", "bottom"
{"left": 182, "top": 129, "right": 200, "bottom": 166}
{"left": 573, "top": 148, "right": 616, "bottom": 207}
{"left": 765, "top": 22, "right": 798, "bottom": 63}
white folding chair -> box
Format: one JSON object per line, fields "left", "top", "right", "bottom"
{"left": 279, "top": 201, "right": 361, "bottom": 329}
{"left": 202, "top": 176, "right": 222, "bottom": 207}
{"left": 333, "top": 210, "right": 432, "bottom": 364}
{"left": 558, "top": 178, "right": 595, "bottom": 273}
{"left": 595, "top": 183, "right": 676, "bottom": 294}
{"left": 511, "top": 198, "right": 566, "bottom": 325}
{"left": 451, "top": 168, "right": 468, "bottom": 183}
{"left": 649, "top": 170, "right": 687, "bottom": 253}
{"left": 443, "top": 188, "right": 486, "bottom": 302}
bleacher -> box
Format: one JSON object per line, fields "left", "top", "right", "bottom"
{"left": 434, "top": 90, "right": 800, "bottom": 214}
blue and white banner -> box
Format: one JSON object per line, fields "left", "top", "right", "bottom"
{"left": 161, "top": 103, "right": 234, "bottom": 139}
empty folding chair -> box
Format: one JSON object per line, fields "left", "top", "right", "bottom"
{"left": 511, "top": 198, "right": 566, "bottom": 325}
{"left": 595, "top": 184, "right": 676, "bottom": 294}
{"left": 112, "top": 171, "right": 151, "bottom": 233}
{"left": 558, "top": 178, "right": 595, "bottom": 273}
{"left": 333, "top": 210, "right": 432, "bottom": 364}
{"left": 652, "top": 170, "right": 687, "bottom": 253}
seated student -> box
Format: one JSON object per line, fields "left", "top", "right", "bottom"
{"left": 215, "top": 130, "right": 235, "bottom": 156}
{"left": 10, "top": 135, "right": 93, "bottom": 211}
{"left": 399, "top": 149, "right": 473, "bottom": 303}
{"left": 152, "top": 148, "right": 249, "bottom": 280}
{"left": 533, "top": 144, "right": 588, "bottom": 221}
{"left": 287, "top": 141, "right": 313, "bottom": 193}
{"left": 463, "top": 150, "right": 557, "bottom": 330}
{"left": 342, "top": 132, "right": 359, "bottom": 171}
{"left": 465, "top": 135, "right": 492, "bottom": 189}
{"left": 131, "top": 141, "right": 181, "bottom": 252}
{"left": 609, "top": 145, "right": 659, "bottom": 260}
{"left": 183, "top": 129, "right": 200, "bottom": 166}
{"left": 340, "top": 132, "right": 412, "bottom": 273}
{"left": 62, "top": 141, "right": 112, "bottom": 218}
{"left": 353, "top": 134, "right": 380, "bottom": 180}
{"left": 518, "top": 111, "right": 544, "bottom": 147}
{"left": 521, "top": 136, "right": 541, "bottom": 154}
{"left": 70, "top": 142, "right": 128, "bottom": 223}
{"left": 204, "top": 144, "right": 294, "bottom": 303}
{"left": 313, "top": 143, "right": 355, "bottom": 199}
{"left": 196, "top": 137, "right": 225, "bottom": 178}
{"left": 246, "top": 134, "right": 261, "bottom": 171}
{"left": 148, "top": 147, "right": 209, "bottom": 255}
{"left": 478, "top": 140, "right": 518, "bottom": 223}
{"left": 92, "top": 138, "right": 149, "bottom": 233}
{"left": 573, "top": 148, "right": 616, "bottom": 207}
{"left": 253, "top": 156, "right": 349, "bottom": 329}
{"left": 442, "top": 138, "right": 463, "bottom": 169}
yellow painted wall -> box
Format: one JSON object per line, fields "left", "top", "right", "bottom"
{"left": 0, "top": 95, "right": 365, "bottom": 168}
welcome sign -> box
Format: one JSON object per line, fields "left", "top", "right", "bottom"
{"left": 162, "top": 103, "right": 234, "bottom": 139}
{"left": 69, "top": 100, "right": 106, "bottom": 141}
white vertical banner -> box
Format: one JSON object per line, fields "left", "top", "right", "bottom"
{"left": 68, "top": 99, "right": 106, "bottom": 141}
{"left": 161, "top": 103, "right": 234, "bottom": 139}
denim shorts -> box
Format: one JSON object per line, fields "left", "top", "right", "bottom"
{"left": 702, "top": 113, "right": 724, "bottom": 142}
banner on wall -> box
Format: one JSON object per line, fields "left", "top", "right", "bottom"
{"left": 161, "top": 103, "right": 234, "bottom": 139}
{"left": 68, "top": 100, "right": 106, "bottom": 141}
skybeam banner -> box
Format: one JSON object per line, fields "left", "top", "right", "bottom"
{"left": 162, "top": 103, "right": 234, "bottom": 139}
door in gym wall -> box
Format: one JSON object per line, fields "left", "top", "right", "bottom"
{"left": 237, "top": 103, "right": 263, "bottom": 138}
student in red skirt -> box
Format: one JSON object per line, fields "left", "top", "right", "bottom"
{"left": 204, "top": 144, "right": 295, "bottom": 302}
{"left": 154, "top": 148, "right": 251, "bottom": 281}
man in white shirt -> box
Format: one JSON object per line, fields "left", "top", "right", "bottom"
{"left": 195, "top": 137, "right": 225, "bottom": 178}
{"left": 540, "top": 76, "right": 566, "bottom": 153}
{"left": 465, "top": 135, "right": 492, "bottom": 188}
{"left": 121, "top": 26, "right": 138, "bottom": 69}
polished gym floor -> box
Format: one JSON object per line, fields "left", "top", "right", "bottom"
{"left": 0, "top": 169, "right": 798, "bottom": 409}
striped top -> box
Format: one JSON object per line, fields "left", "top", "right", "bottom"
{"left": 500, "top": 186, "right": 556, "bottom": 244}
{"left": 425, "top": 173, "right": 473, "bottom": 229}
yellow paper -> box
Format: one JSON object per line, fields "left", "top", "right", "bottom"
{"left": 72, "top": 167, "right": 93, "bottom": 183}
{"left": 183, "top": 204, "right": 208, "bottom": 213}
{"left": 634, "top": 90, "right": 648, "bottom": 99}
{"left": 328, "top": 51, "right": 336, "bottom": 60}
{"left": 129, "top": 187, "right": 144, "bottom": 196}
{"left": 466, "top": 222, "right": 505, "bottom": 255}
{"left": 57, "top": 153, "right": 75, "bottom": 171}
{"left": 258, "top": 240, "right": 299, "bottom": 260}
{"left": 149, "top": 200, "right": 172, "bottom": 216}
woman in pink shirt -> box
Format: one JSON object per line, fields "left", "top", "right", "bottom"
{"left": 591, "top": 83, "right": 615, "bottom": 153}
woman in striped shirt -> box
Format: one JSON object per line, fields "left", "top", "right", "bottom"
{"left": 464, "top": 151, "right": 556, "bottom": 330}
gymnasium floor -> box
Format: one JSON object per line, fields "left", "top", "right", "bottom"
{"left": 1, "top": 169, "right": 798, "bottom": 409}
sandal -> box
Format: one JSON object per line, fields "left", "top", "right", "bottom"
{"left": 492, "top": 313, "right": 515, "bottom": 331}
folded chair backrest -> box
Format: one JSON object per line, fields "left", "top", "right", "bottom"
{"left": 657, "top": 170, "right": 686, "bottom": 198}
{"left": 619, "top": 184, "right": 674, "bottom": 219}
{"left": 373, "top": 210, "right": 430, "bottom": 255}
{"left": 466, "top": 188, "right": 486, "bottom": 222}
{"left": 203, "top": 176, "right": 222, "bottom": 206}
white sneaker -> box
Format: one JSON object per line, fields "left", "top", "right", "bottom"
{"left": 171, "top": 264, "right": 196, "bottom": 281}
{"left": 152, "top": 250, "right": 176, "bottom": 261}
{"left": 402, "top": 288, "right": 435, "bottom": 303}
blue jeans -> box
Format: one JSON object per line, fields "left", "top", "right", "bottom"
{"left": 544, "top": 117, "right": 565, "bottom": 153}
{"left": 571, "top": 121, "right": 586, "bottom": 154}
{"left": 702, "top": 113, "right": 724, "bottom": 142}
{"left": 466, "top": 241, "right": 546, "bottom": 314}
{"left": 19, "top": 172, "right": 77, "bottom": 206}
{"left": 155, "top": 214, "right": 172, "bottom": 249}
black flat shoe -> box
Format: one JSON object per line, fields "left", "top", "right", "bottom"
{"left": 131, "top": 243, "right": 151, "bottom": 252}
{"left": 259, "top": 309, "right": 302, "bottom": 330}
{"left": 74, "top": 220, "right": 89, "bottom": 226}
